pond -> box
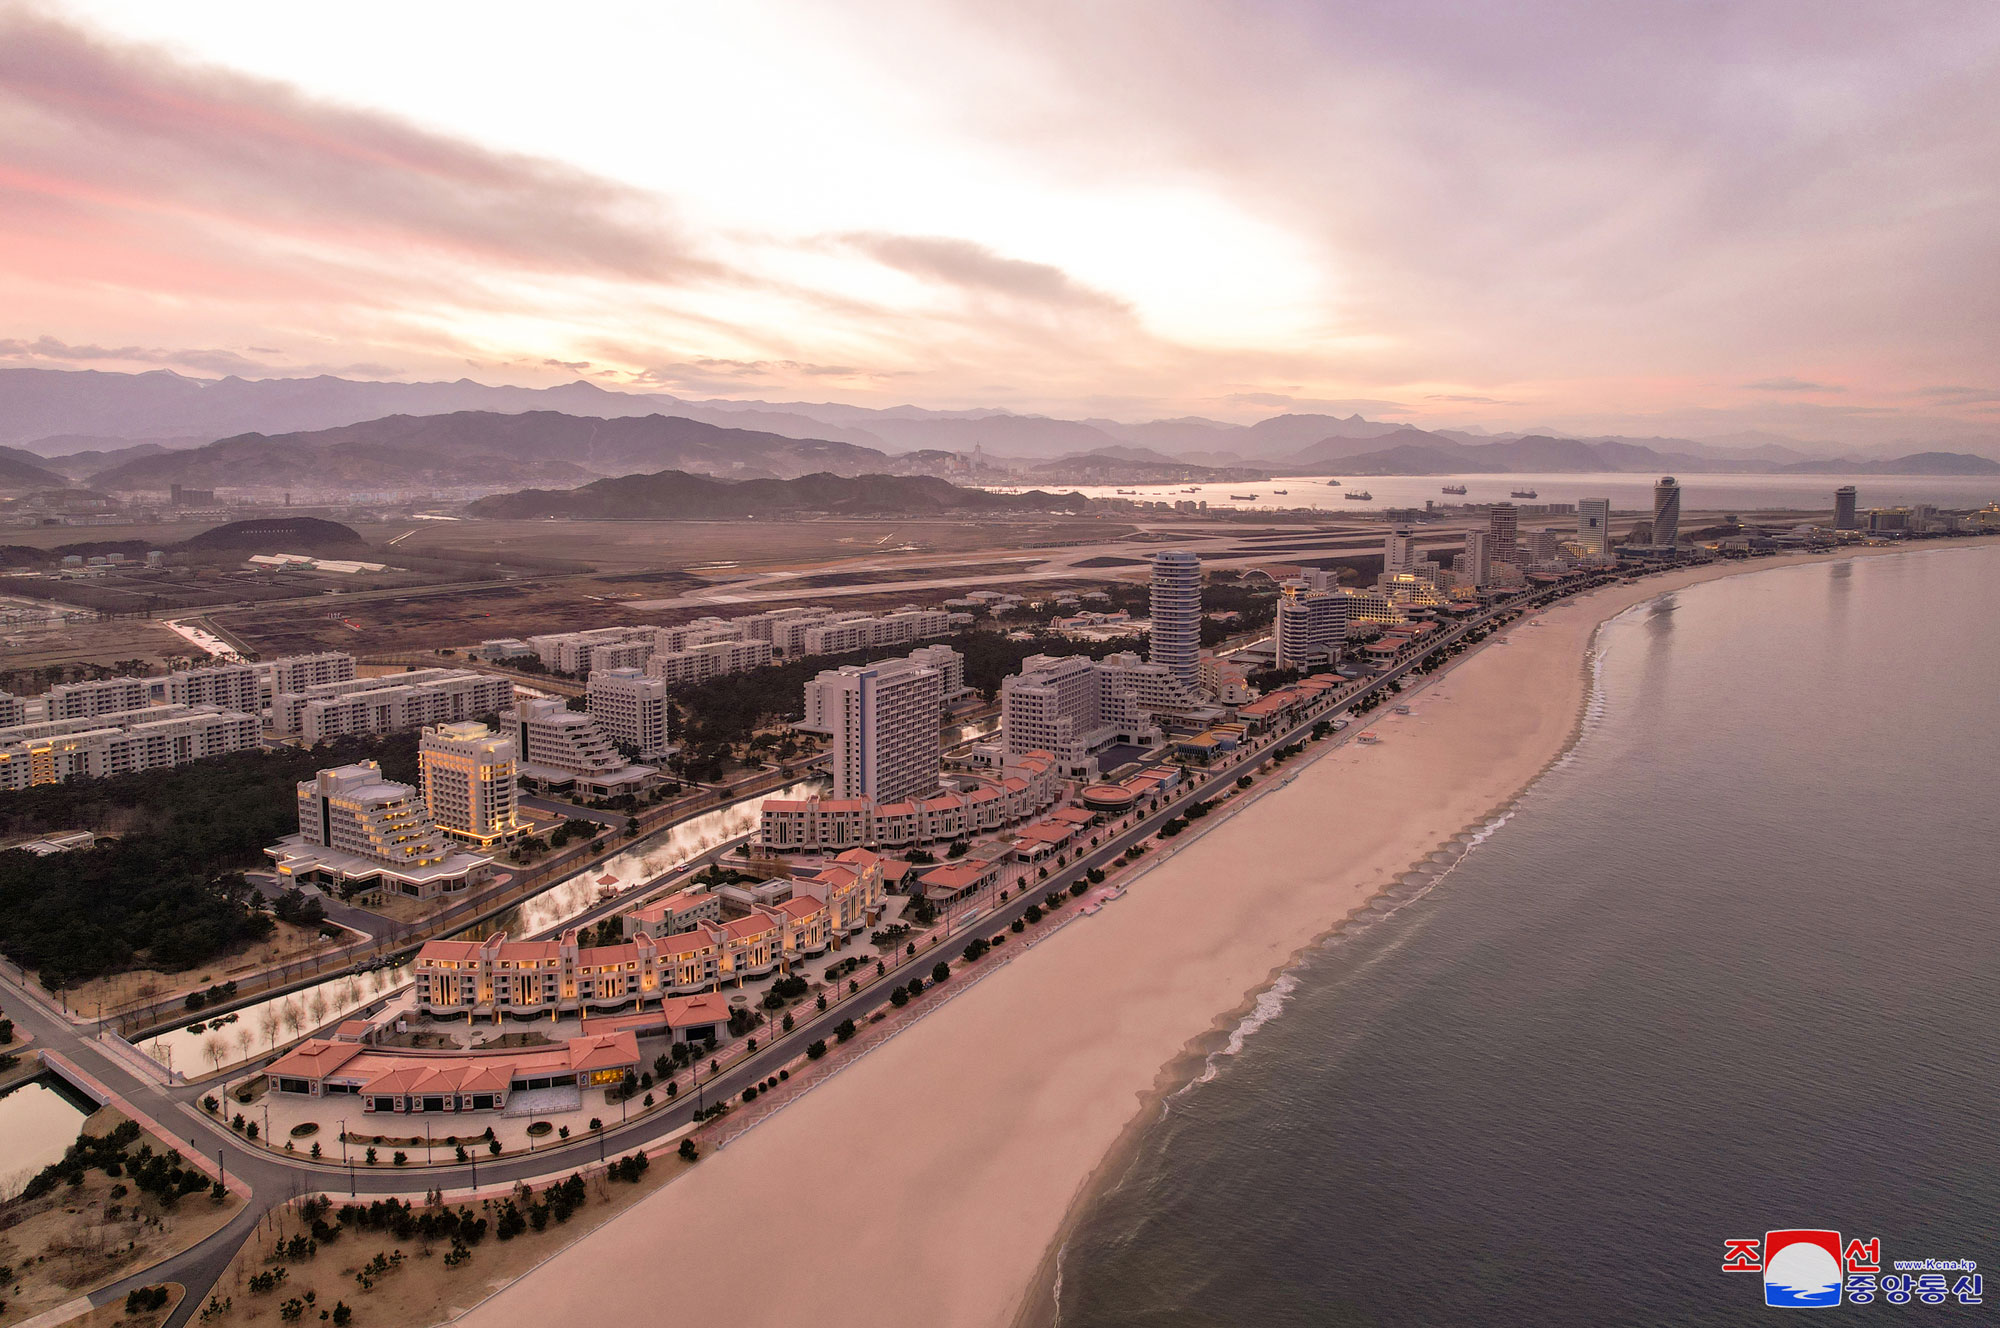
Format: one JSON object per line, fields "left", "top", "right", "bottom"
{"left": 0, "top": 1076, "right": 92, "bottom": 1199}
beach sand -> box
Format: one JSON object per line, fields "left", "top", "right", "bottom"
{"left": 455, "top": 547, "right": 1955, "bottom": 1328}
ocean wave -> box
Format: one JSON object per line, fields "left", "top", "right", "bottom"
{"left": 1177, "top": 972, "right": 1301, "bottom": 1097}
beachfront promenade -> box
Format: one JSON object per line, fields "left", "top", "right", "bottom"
{"left": 3, "top": 564, "right": 1632, "bottom": 1327}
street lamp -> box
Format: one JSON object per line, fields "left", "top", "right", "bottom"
{"left": 340, "top": 1118, "right": 352, "bottom": 1196}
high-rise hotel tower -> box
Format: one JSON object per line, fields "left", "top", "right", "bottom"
{"left": 1148, "top": 551, "right": 1203, "bottom": 691}
{"left": 1653, "top": 476, "right": 1682, "bottom": 547}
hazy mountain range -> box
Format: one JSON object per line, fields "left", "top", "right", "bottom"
{"left": 0, "top": 368, "right": 1994, "bottom": 495}
{"left": 465, "top": 470, "right": 1088, "bottom": 519}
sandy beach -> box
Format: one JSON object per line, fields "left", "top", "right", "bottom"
{"left": 456, "top": 545, "right": 1963, "bottom": 1328}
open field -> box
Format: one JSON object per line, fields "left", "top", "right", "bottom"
{"left": 0, "top": 612, "right": 192, "bottom": 681}
{"left": 379, "top": 515, "right": 1138, "bottom": 574}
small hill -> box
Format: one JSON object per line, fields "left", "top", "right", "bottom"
{"left": 0, "top": 446, "right": 69, "bottom": 490}
{"left": 179, "top": 517, "right": 364, "bottom": 551}
{"left": 1778, "top": 451, "right": 2000, "bottom": 476}
{"left": 467, "top": 470, "right": 1087, "bottom": 519}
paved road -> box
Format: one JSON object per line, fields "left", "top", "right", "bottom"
{"left": 6, "top": 568, "right": 1625, "bottom": 1326}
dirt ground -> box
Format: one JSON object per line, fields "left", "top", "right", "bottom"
{"left": 49, "top": 922, "right": 348, "bottom": 1025}
{"left": 0, "top": 1108, "right": 241, "bottom": 1327}
{"left": 200, "top": 1154, "right": 694, "bottom": 1328}
{"left": 0, "top": 614, "right": 193, "bottom": 682}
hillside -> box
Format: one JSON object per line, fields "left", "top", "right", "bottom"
{"left": 466, "top": 470, "right": 1088, "bottom": 519}
{"left": 1308, "top": 431, "right": 1710, "bottom": 474}
{"left": 85, "top": 411, "right": 897, "bottom": 492}
{"left": 1776, "top": 452, "right": 2000, "bottom": 475}
{"left": 179, "top": 517, "right": 364, "bottom": 550}
{"left": 0, "top": 446, "right": 70, "bottom": 490}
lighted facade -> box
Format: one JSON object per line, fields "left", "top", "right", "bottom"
{"left": 419, "top": 721, "right": 523, "bottom": 847}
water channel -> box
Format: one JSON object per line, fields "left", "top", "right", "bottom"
{"left": 133, "top": 777, "right": 827, "bottom": 1079}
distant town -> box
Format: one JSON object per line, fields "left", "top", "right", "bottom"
{"left": 1, "top": 473, "right": 1994, "bottom": 1324}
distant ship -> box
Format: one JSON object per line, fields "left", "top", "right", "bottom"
{"left": 1325, "top": 478, "right": 1342, "bottom": 486}
{"left": 1229, "top": 493, "right": 1260, "bottom": 501}
{"left": 1272, "top": 488, "right": 1288, "bottom": 495}
{"left": 1116, "top": 488, "right": 1138, "bottom": 494}
{"left": 1441, "top": 484, "right": 1468, "bottom": 495}
{"left": 1511, "top": 488, "right": 1539, "bottom": 499}
{"left": 1182, "top": 487, "right": 1200, "bottom": 493}
{"left": 1345, "top": 490, "right": 1373, "bottom": 500}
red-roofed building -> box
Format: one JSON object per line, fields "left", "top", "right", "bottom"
{"left": 265, "top": 1030, "right": 640, "bottom": 1114}
{"left": 918, "top": 859, "right": 1002, "bottom": 903}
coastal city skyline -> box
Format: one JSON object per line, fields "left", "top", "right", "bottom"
{"left": 1, "top": 5, "right": 1996, "bottom": 1327}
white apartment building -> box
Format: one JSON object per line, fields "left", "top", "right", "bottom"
{"left": 1384, "top": 526, "right": 1421, "bottom": 575}
{"left": 998, "top": 653, "right": 1168, "bottom": 773}
{"left": 0, "top": 705, "right": 260, "bottom": 789}
{"left": 526, "top": 627, "right": 657, "bottom": 675}
{"left": 586, "top": 638, "right": 653, "bottom": 676}
{"left": 1522, "top": 528, "right": 1570, "bottom": 566}
{"left": 646, "top": 637, "right": 774, "bottom": 686}
{"left": 798, "top": 608, "right": 952, "bottom": 656}
{"left": 813, "top": 657, "right": 945, "bottom": 804}
{"left": 802, "top": 644, "right": 968, "bottom": 732}
{"left": 42, "top": 677, "right": 148, "bottom": 721}
{"left": 768, "top": 611, "right": 840, "bottom": 657}
{"left": 1578, "top": 499, "right": 1611, "bottom": 558}
{"left": 587, "top": 667, "right": 674, "bottom": 758}
{"left": 261, "top": 652, "right": 357, "bottom": 698}
{"left": 512, "top": 697, "right": 656, "bottom": 797}
{"left": 166, "top": 662, "right": 263, "bottom": 714}
{"left": 1488, "top": 503, "right": 1520, "bottom": 567}
{"left": 653, "top": 618, "right": 746, "bottom": 653}
{"left": 0, "top": 693, "right": 22, "bottom": 726}
{"left": 905, "top": 644, "right": 970, "bottom": 702}
{"left": 730, "top": 607, "right": 823, "bottom": 646}
{"left": 278, "top": 670, "right": 515, "bottom": 745}
{"left": 1274, "top": 580, "right": 1352, "bottom": 670}
{"left": 419, "top": 721, "right": 522, "bottom": 847}
{"left": 270, "top": 761, "right": 492, "bottom": 899}
{"left": 1340, "top": 587, "right": 1404, "bottom": 632}
{"left": 1462, "top": 530, "right": 1493, "bottom": 586}
{"left": 1148, "top": 551, "right": 1203, "bottom": 691}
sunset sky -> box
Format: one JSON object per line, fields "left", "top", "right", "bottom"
{"left": 2, "top": 1, "right": 1996, "bottom": 444}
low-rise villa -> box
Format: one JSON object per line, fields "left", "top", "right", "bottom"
{"left": 264, "top": 1030, "right": 641, "bottom": 1114}
{"left": 412, "top": 856, "right": 885, "bottom": 1020}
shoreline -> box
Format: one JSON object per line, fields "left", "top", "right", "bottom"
{"left": 457, "top": 540, "right": 1992, "bottom": 1328}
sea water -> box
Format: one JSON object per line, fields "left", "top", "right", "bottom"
{"left": 1050, "top": 544, "right": 2000, "bottom": 1327}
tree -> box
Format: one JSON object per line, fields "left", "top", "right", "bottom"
{"left": 679, "top": 1138, "right": 699, "bottom": 1162}
{"left": 834, "top": 1018, "right": 856, "bottom": 1042}
{"left": 932, "top": 961, "right": 951, "bottom": 983}
{"left": 806, "top": 1039, "right": 827, "bottom": 1060}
